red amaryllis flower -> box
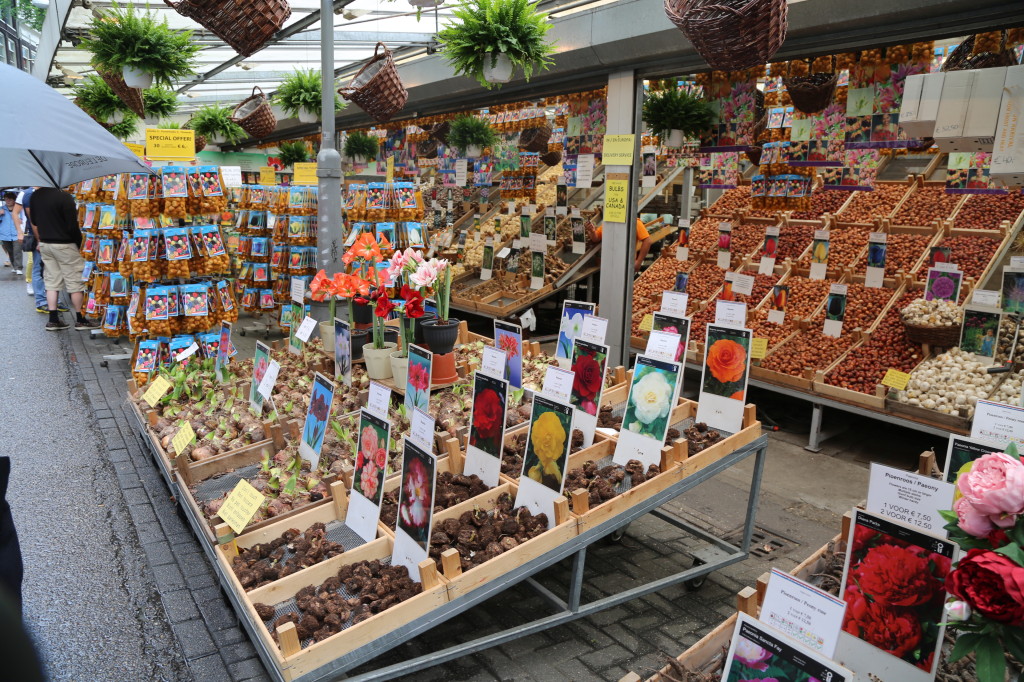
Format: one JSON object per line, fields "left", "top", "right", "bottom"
{"left": 375, "top": 294, "right": 396, "bottom": 317}
{"left": 408, "top": 363, "right": 430, "bottom": 392}
{"left": 347, "top": 233, "right": 383, "bottom": 263}
{"left": 400, "top": 285, "right": 424, "bottom": 318}
{"left": 855, "top": 543, "right": 943, "bottom": 607}
{"left": 571, "top": 352, "right": 602, "bottom": 401}
{"left": 471, "top": 388, "right": 503, "bottom": 441}
{"left": 498, "top": 333, "right": 519, "bottom": 358}
{"left": 947, "top": 548, "right": 1024, "bottom": 625}
{"left": 310, "top": 392, "right": 330, "bottom": 422}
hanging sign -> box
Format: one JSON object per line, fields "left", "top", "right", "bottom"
{"left": 125, "top": 143, "right": 146, "bottom": 158}
{"left": 259, "top": 166, "right": 277, "bottom": 185}
{"left": 602, "top": 134, "right": 636, "bottom": 165}
{"left": 605, "top": 173, "right": 629, "bottom": 223}
{"left": 144, "top": 129, "right": 195, "bottom": 160}
{"left": 292, "top": 162, "right": 318, "bottom": 185}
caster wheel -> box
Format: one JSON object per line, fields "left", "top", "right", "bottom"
{"left": 608, "top": 523, "right": 631, "bottom": 542}
{"left": 100, "top": 360, "right": 108, "bottom": 368}
{"left": 240, "top": 330, "right": 246, "bottom": 336}
{"left": 685, "top": 558, "right": 708, "bottom": 590}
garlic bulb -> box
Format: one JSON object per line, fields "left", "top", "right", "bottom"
{"left": 896, "top": 347, "right": 999, "bottom": 418}
{"left": 901, "top": 298, "right": 963, "bottom": 327}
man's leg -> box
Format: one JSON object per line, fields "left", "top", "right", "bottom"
{"left": 69, "top": 291, "right": 84, "bottom": 315}
{"left": 10, "top": 241, "right": 22, "bottom": 275}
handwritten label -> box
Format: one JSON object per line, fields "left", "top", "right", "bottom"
{"left": 295, "top": 316, "right": 318, "bottom": 343}
{"left": 257, "top": 360, "right": 280, "bottom": 400}
{"left": 142, "top": 375, "right": 172, "bottom": 407}
{"left": 750, "top": 338, "right": 768, "bottom": 360}
{"left": 175, "top": 342, "right": 199, "bottom": 363}
{"left": 881, "top": 369, "right": 911, "bottom": 391}
{"left": 576, "top": 153, "right": 595, "bottom": 188}
{"left": 367, "top": 381, "right": 391, "bottom": 418}
{"left": 172, "top": 422, "right": 196, "bottom": 456}
{"left": 218, "top": 479, "right": 266, "bottom": 534}
{"left": 259, "top": 166, "right": 276, "bottom": 185}
{"left": 638, "top": 313, "right": 654, "bottom": 332}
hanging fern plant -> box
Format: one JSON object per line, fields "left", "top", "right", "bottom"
{"left": 278, "top": 141, "right": 310, "bottom": 167}
{"left": 109, "top": 114, "right": 140, "bottom": 140}
{"left": 343, "top": 132, "right": 379, "bottom": 161}
{"left": 190, "top": 104, "right": 245, "bottom": 145}
{"left": 641, "top": 87, "right": 715, "bottom": 141}
{"left": 74, "top": 76, "right": 129, "bottom": 122}
{"left": 143, "top": 86, "right": 179, "bottom": 119}
{"left": 447, "top": 115, "right": 497, "bottom": 155}
{"left": 274, "top": 69, "right": 345, "bottom": 119}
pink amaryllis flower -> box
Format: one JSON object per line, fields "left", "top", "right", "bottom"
{"left": 408, "top": 363, "right": 431, "bottom": 392}
{"left": 399, "top": 457, "right": 431, "bottom": 529}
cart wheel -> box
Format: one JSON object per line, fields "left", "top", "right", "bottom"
{"left": 240, "top": 329, "right": 246, "bottom": 336}
{"left": 608, "top": 523, "right": 631, "bottom": 542}
{"left": 685, "top": 557, "right": 708, "bottom": 590}
{"left": 100, "top": 360, "right": 108, "bottom": 368}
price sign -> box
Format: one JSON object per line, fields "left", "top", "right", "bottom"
{"left": 602, "top": 134, "right": 636, "bottom": 165}
{"left": 259, "top": 166, "right": 277, "bottom": 185}
{"left": 750, "top": 338, "right": 769, "bottom": 360}
{"left": 881, "top": 369, "right": 911, "bottom": 391}
{"left": 290, "top": 277, "right": 305, "bottom": 304}
{"left": 481, "top": 346, "right": 507, "bottom": 379}
{"left": 292, "top": 162, "right": 318, "bottom": 185}
{"left": 295, "top": 316, "right": 318, "bottom": 342}
{"left": 218, "top": 480, "right": 267, "bottom": 534}
{"left": 638, "top": 313, "right": 654, "bottom": 332}
{"left": 171, "top": 422, "right": 196, "bottom": 456}
{"left": 385, "top": 156, "right": 395, "bottom": 183}
{"left": 142, "top": 375, "right": 172, "bottom": 408}
{"left": 605, "top": 177, "right": 629, "bottom": 223}
{"left": 367, "top": 381, "right": 391, "bottom": 418}
{"left": 410, "top": 408, "right": 435, "bottom": 450}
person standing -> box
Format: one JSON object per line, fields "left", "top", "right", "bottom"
{"left": 0, "top": 193, "right": 22, "bottom": 276}
{"left": 14, "top": 187, "right": 55, "bottom": 310}
{"left": 29, "top": 187, "right": 94, "bottom": 331}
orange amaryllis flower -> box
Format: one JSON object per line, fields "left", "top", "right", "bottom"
{"left": 309, "top": 270, "right": 333, "bottom": 301}
{"left": 333, "top": 273, "right": 370, "bottom": 299}
{"left": 347, "top": 233, "right": 383, "bottom": 263}
{"left": 377, "top": 232, "right": 393, "bottom": 251}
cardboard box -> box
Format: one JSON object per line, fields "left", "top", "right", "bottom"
{"left": 934, "top": 70, "right": 974, "bottom": 152}
{"left": 962, "top": 66, "right": 1007, "bottom": 151}
{"left": 992, "top": 65, "right": 1024, "bottom": 188}
{"left": 900, "top": 73, "right": 944, "bottom": 139}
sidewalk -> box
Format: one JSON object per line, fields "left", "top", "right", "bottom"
{"left": 1, "top": 270, "right": 922, "bottom": 682}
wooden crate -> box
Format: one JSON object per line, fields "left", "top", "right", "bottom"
{"left": 812, "top": 343, "right": 889, "bottom": 410}
{"left": 240, "top": 536, "right": 450, "bottom": 682}
{"left": 434, "top": 482, "right": 577, "bottom": 600}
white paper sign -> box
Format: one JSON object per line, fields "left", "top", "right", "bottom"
{"left": 496, "top": 247, "right": 511, "bottom": 259}
{"left": 481, "top": 346, "right": 507, "bottom": 380}
{"left": 529, "top": 232, "right": 547, "bottom": 252}
{"left": 454, "top": 159, "right": 468, "bottom": 186}
{"left": 869, "top": 231, "right": 887, "bottom": 243}
{"left": 714, "top": 300, "right": 747, "bottom": 326}
{"left": 760, "top": 569, "right": 847, "bottom": 657}
{"left": 758, "top": 257, "right": 776, "bottom": 275}
{"left": 661, "top": 291, "right": 688, "bottom": 317}
{"left": 576, "top": 154, "right": 594, "bottom": 188}
{"left": 767, "top": 309, "right": 786, "bottom": 325}
{"left": 676, "top": 246, "right": 689, "bottom": 261}
{"left": 256, "top": 360, "right": 280, "bottom": 400}
{"left": 295, "top": 316, "right": 317, "bottom": 342}
{"left": 731, "top": 273, "right": 755, "bottom": 297}
{"left": 542, "top": 366, "right": 575, "bottom": 403}
{"left": 1011, "top": 256, "right": 1024, "bottom": 268}
{"left": 220, "top": 166, "right": 243, "bottom": 188}
{"left": 809, "top": 262, "right": 828, "bottom": 280}
{"left": 290, "top": 277, "right": 305, "bottom": 304}
{"left": 645, "top": 330, "right": 682, "bottom": 362}
{"left": 717, "top": 251, "right": 731, "bottom": 269}
{"left": 971, "top": 399, "right": 1024, "bottom": 448}
{"left": 175, "top": 342, "right": 199, "bottom": 362}
{"left": 579, "top": 315, "right": 608, "bottom": 344}
{"left": 865, "top": 266, "right": 885, "bottom": 288}
{"left": 867, "top": 463, "right": 956, "bottom": 536}
{"left": 367, "top": 381, "right": 391, "bottom": 418}
{"left": 409, "top": 408, "right": 435, "bottom": 450}
{"left": 933, "top": 261, "right": 959, "bottom": 272}
{"left": 973, "top": 289, "right": 1001, "bottom": 307}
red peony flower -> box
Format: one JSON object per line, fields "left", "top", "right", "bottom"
{"left": 947, "top": 549, "right": 1024, "bottom": 625}
{"left": 471, "top": 388, "right": 503, "bottom": 441}
{"left": 855, "top": 544, "right": 942, "bottom": 607}
{"left": 843, "top": 586, "right": 923, "bottom": 661}
{"left": 571, "top": 352, "right": 603, "bottom": 401}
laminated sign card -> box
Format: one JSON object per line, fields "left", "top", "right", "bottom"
{"left": 836, "top": 510, "right": 958, "bottom": 682}
{"left": 760, "top": 568, "right": 847, "bottom": 657}
{"left": 556, "top": 300, "right": 596, "bottom": 362}
{"left": 345, "top": 408, "right": 392, "bottom": 543}
{"left": 944, "top": 434, "right": 1003, "bottom": 483}
{"left": 697, "top": 324, "right": 752, "bottom": 433}
{"left": 334, "top": 318, "right": 352, "bottom": 387}
{"left": 725, "top": 613, "right": 853, "bottom": 682}
{"left": 249, "top": 341, "right": 271, "bottom": 412}
{"left": 515, "top": 395, "right": 574, "bottom": 529}
{"left": 613, "top": 355, "right": 682, "bottom": 468}
{"left": 464, "top": 371, "right": 509, "bottom": 487}
{"left": 405, "top": 344, "right": 433, "bottom": 414}
{"left": 866, "top": 463, "right": 955, "bottom": 536}
{"left": 391, "top": 438, "right": 437, "bottom": 576}
{"left": 299, "top": 372, "right": 335, "bottom": 468}
{"left": 494, "top": 321, "right": 524, "bottom": 389}
{"left": 569, "top": 339, "right": 609, "bottom": 448}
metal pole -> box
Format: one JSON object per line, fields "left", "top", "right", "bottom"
{"left": 316, "top": 0, "right": 344, "bottom": 318}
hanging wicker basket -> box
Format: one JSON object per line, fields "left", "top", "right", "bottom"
{"left": 418, "top": 139, "right": 439, "bottom": 159}
{"left": 744, "top": 145, "right": 762, "bottom": 165}
{"left": 232, "top": 86, "right": 277, "bottom": 139}
{"left": 663, "top": 0, "right": 788, "bottom": 71}
{"left": 519, "top": 124, "right": 552, "bottom": 153}
{"left": 163, "top": 0, "right": 290, "bottom": 58}
{"left": 98, "top": 69, "right": 145, "bottom": 118}
{"left": 194, "top": 133, "right": 207, "bottom": 153}
{"left": 540, "top": 150, "right": 562, "bottom": 167}
{"left": 429, "top": 120, "right": 451, "bottom": 144}
{"left": 783, "top": 73, "right": 838, "bottom": 114}
{"left": 942, "top": 33, "right": 1016, "bottom": 72}
{"left": 903, "top": 320, "right": 960, "bottom": 348}
{"left": 338, "top": 42, "right": 408, "bottom": 123}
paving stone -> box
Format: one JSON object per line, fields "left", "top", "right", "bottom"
{"left": 161, "top": 591, "right": 201, "bottom": 624}
{"left": 187, "top": 653, "right": 231, "bottom": 680}
{"left": 579, "top": 644, "right": 632, "bottom": 669}
{"left": 172, "top": 619, "right": 218, "bottom": 660}
{"left": 152, "top": 563, "right": 187, "bottom": 591}
{"left": 142, "top": 541, "right": 176, "bottom": 567}
{"left": 229, "top": 658, "right": 271, "bottom": 679}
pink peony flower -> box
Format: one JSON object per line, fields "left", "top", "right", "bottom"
{"left": 955, "top": 496, "right": 996, "bottom": 537}
{"left": 957, "top": 453, "right": 1024, "bottom": 527}
{"left": 734, "top": 639, "right": 770, "bottom": 671}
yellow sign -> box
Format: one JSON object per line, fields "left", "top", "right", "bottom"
{"left": 125, "top": 142, "right": 145, "bottom": 158}
{"left": 639, "top": 314, "right": 654, "bottom": 332}
{"left": 218, "top": 480, "right": 267, "bottom": 534}
{"left": 602, "top": 134, "right": 636, "bottom": 165}
{"left": 750, "top": 338, "right": 769, "bottom": 360}
{"left": 385, "top": 156, "right": 395, "bottom": 183}
{"left": 292, "top": 162, "right": 318, "bottom": 185}
{"left": 171, "top": 422, "right": 196, "bottom": 456}
{"left": 605, "top": 178, "right": 629, "bottom": 223}
{"left": 144, "top": 129, "right": 195, "bottom": 161}
{"left": 881, "top": 369, "right": 911, "bottom": 391}
{"left": 259, "top": 166, "right": 277, "bottom": 185}
{"left": 142, "top": 375, "right": 172, "bottom": 408}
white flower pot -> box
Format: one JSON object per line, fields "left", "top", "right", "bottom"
{"left": 122, "top": 65, "right": 153, "bottom": 89}
{"left": 465, "top": 145, "right": 483, "bottom": 159}
{"left": 482, "top": 53, "right": 514, "bottom": 84}
{"left": 351, "top": 154, "right": 367, "bottom": 165}
{"left": 298, "top": 108, "right": 319, "bottom": 123}
{"left": 362, "top": 342, "right": 397, "bottom": 380}
{"left": 108, "top": 110, "right": 125, "bottom": 124}
{"left": 389, "top": 351, "right": 409, "bottom": 387}
{"left": 144, "top": 115, "right": 160, "bottom": 127}
{"left": 666, "top": 129, "right": 686, "bottom": 147}
{"left": 319, "top": 321, "right": 335, "bottom": 353}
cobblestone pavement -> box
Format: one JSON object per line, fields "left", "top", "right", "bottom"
{"left": 17, "top": 294, "right": 883, "bottom": 681}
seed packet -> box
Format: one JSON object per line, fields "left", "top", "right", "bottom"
{"left": 134, "top": 340, "right": 159, "bottom": 373}
{"left": 98, "top": 205, "right": 118, "bottom": 230}
{"left": 199, "top": 166, "right": 223, "bottom": 196}
{"left": 109, "top": 273, "right": 128, "bottom": 298}
{"left": 163, "top": 228, "right": 192, "bottom": 260}
{"left": 131, "top": 230, "right": 151, "bottom": 262}
{"left": 200, "top": 225, "right": 226, "bottom": 257}
{"left": 180, "top": 284, "right": 209, "bottom": 317}
{"left": 145, "top": 287, "right": 169, "bottom": 320}
{"left": 161, "top": 167, "right": 187, "bottom": 198}
{"left": 165, "top": 286, "right": 179, "bottom": 317}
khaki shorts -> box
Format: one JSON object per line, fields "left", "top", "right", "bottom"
{"left": 39, "top": 242, "right": 87, "bottom": 294}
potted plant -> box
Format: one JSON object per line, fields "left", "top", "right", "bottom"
{"left": 74, "top": 75, "right": 129, "bottom": 124}
{"left": 642, "top": 86, "right": 715, "bottom": 147}
{"left": 142, "top": 86, "right": 179, "bottom": 126}
{"left": 190, "top": 104, "right": 245, "bottom": 146}
{"left": 274, "top": 69, "right": 344, "bottom": 123}
{"left": 437, "top": 0, "right": 555, "bottom": 88}
{"left": 384, "top": 248, "right": 427, "bottom": 383}
{"left": 344, "top": 234, "right": 398, "bottom": 378}
{"left": 278, "top": 141, "right": 310, "bottom": 168}
{"left": 83, "top": 2, "right": 199, "bottom": 89}
{"left": 109, "top": 113, "right": 140, "bottom": 141}
{"left": 343, "top": 131, "right": 380, "bottom": 165}
{"left": 447, "top": 115, "right": 497, "bottom": 158}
